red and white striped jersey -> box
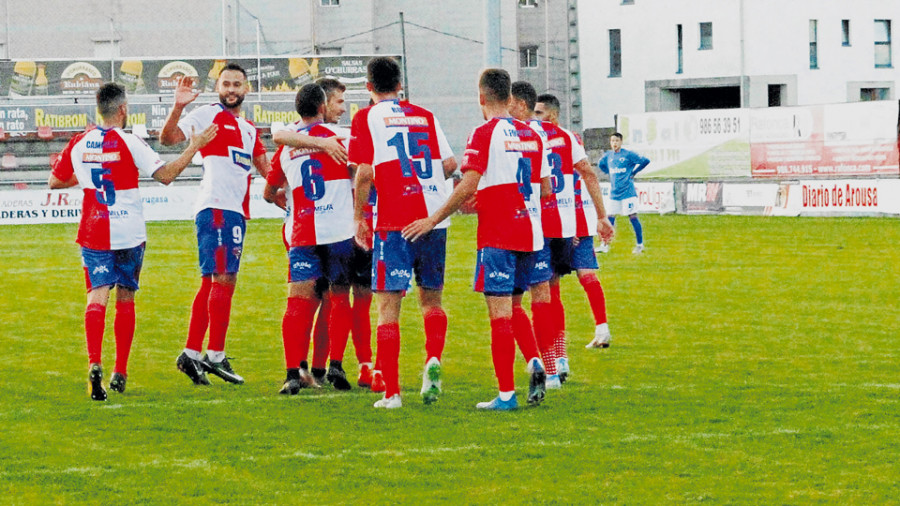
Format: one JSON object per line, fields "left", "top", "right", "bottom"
{"left": 461, "top": 117, "right": 549, "bottom": 252}
{"left": 347, "top": 99, "right": 453, "bottom": 231}
{"left": 268, "top": 122, "right": 353, "bottom": 247}
{"left": 532, "top": 120, "right": 587, "bottom": 239}
{"left": 52, "top": 127, "right": 165, "bottom": 250}
{"left": 178, "top": 103, "right": 266, "bottom": 218}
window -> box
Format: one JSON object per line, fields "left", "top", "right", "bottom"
{"left": 861, "top": 87, "right": 890, "bottom": 101}
{"left": 609, "top": 29, "right": 622, "bottom": 77}
{"left": 699, "top": 22, "right": 713, "bottom": 50}
{"left": 768, "top": 84, "right": 784, "bottom": 107}
{"left": 842, "top": 19, "right": 851, "bottom": 46}
{"left": 520, "top": 46, "right": 538, "bottom": 68}
{"left": 809, "top": 19, "right": 818, "bottom": 69}
{"left": 320, "top": 0, "right": 339, "bottom": 5}
{"left": 676, "top": 24, "right": 683, "bottom": 73}
{"left": 875, "top": 20, "right": 892, "bottom": 68}
{"left": 518, "top": 0, "right": 538, "bottom": 7}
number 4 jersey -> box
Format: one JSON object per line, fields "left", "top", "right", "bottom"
{"left": 267, "top": 122, "right": 353, "bottom": 247}
{"left": 461, "top": 117, "right": 549, "bottom": 252}
{"left": 347, "top": 99, "right": 454, "bottom": 231}
{"left": 51, "top": 126, "right": 166, "bottom": 250}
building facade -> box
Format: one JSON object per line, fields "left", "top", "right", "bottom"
{"left": 578, "top": 0, "right": 899, "bottom": 129}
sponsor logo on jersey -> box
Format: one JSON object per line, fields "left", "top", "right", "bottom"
{"left": 504, "top": 140, "right": 539, "bottom": 152}
{"left": 108, "top": 209, "right": 130, "bottom": 217}
{"left": 92, "top": 265, "right": 110, "bottom": 275}
{"left": 546, "top": 137, "right": 566, "bottom": 148}
{"left": 384, "top": 116, "right": 428, "bottom": 127}
{"left": 223, "top": 124, "right": 237, "bottom": 131}
{"left": 229, "top": 147, "right": 252, "bottom": 171}
{"left": 289, "top": 147, "right": 321, "bottom": 159}
{"left": 402, "top": 184, "right": 423, "bottom": 196}
{"left": 315, "top": 203, "right": 334, "bottom": 212}
{"left": 488, "top": 271, "right": 511, "bottom": 280}
{"left": 83, "top": 152, "right": 121, "bottom": 163}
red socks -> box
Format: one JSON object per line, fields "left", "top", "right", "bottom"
{"left": 114, "top": 300, "right": 135, "bottom": 375}
{"left": 376, "top": 323, "right": 401, "bottom": 397}
{"left": 351, "top": 291, "right": 373, "bottom": 364}
{"left": 206, "top": 282, "right": 235, "bottom": 353}
{"left": 423, "top": 307, "right": 447, "bottom": 363}
{"left": 489, "top": 317, "right": 516, "bottom": 392}
{"left": 282, "top": 297, "right": 317, "bottom": 369}
{"left": 84, "top": 303, "right": 106, "bottom": 364}
{"left": 531, "top": 302, "right": 558, "bottom": 375}
{"left": 511, "top": 304, "right": 540, "bottom": 363}
{"left": 327, "top": 292, "right": 353, "bottom": 362}
{"left": 550, "top": 283, "right": 567, "bottom": 360}
{"left": 185, "top": 277, "right": 212, "bottom": 351}
{"left": 579, "top": 273, "right": 608, "bottom": 325}
{"left": 312, "top": 297, "right": 330, "bottom": 370}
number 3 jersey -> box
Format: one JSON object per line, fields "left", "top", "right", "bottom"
{"left": 347, "top": 99, "right": 453, "bottom": 231}
{"left": 178, "top": 103, "right": 266, "bottom": 218}
{"left": 461, "top": 117, "right": 549, "bottom": 253}
{"left": 532, "top": 120, "right": 587, "bottom": 239}
{"left": 51, "top": 126, "right": 165, "bottom": 250}
{"left": 267, "top": 122, "right": 353, "bottom": 247}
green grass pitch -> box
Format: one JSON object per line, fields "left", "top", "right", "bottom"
{"left": 1, "top": 214, "right": 899, "bottom": 503}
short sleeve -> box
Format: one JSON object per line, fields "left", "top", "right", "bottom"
{"left": 51, "top": 135, "right": 79, "bottom": 181}
{"left": 266, "top": 146, "right": 286, "bottom": 187}
{"left": 252, "top": 129, "right": 266, "bottom": 158}
{"left": 538, "top": 138, "right": 551, "bottom": 179}
{"left": 433, "top": 117, "right": 454, "bottom": 160}
{"left": 177, "top": 107, "right": 207, "bottom": 141}
{"left": 570, "top": 131, "right": 587, "bottom": 165}
{"left": 347, "top": 108, "right": 374, "bottom": 167}
{"left": 460, "top": 126, "right": 490, "bottom": 175}
{"left": 123, "top": 133, "right": 165, "bottom": 178}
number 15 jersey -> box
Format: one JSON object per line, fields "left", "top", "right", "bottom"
{"left": 348, "top": 99, "right": 453, "bottom": 231}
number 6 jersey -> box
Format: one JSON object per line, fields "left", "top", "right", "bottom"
{"left": 267, "top": 122, "right": 353, "bottom": 247}
{"left": 347, "top": 99, "right": 454, "bottom": 231}
{"left": 51, "top": 126, "right": 165, "bottom": 250}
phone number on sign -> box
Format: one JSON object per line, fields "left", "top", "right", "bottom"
{"left": 699, "top": 117, "right": 741, "bottom": 135}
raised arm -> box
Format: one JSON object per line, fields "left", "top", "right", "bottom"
{"left": 159, "top": 76, "right": 199, "bottom": 146}
{"left": 273, "top": 130, "right": 348, "bottom": 165}
{"left": 153, "top": 125, "right": 218, "bottom": 185}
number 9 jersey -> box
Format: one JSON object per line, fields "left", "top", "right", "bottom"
{"left": 267, "top": 122, "right": 354, "bottom": 247}
{"left": 347, "top": 99, "right": 454, "bottom": 231}
{"left": 51, "top": 126, "right": 165, "bottom": 250}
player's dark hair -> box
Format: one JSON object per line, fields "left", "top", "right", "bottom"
{"left": 316, "top": 77, "right": 346, "bottom": 99}
{"left": 96, "top": 82, "right": 127, "bottom": 119}
{"left": 295, "top": 83, "right": 326, "bottom": 118}
{"left": 220, "top": 62, "right": 247, "bottom": 79}
{"left": 510, "top": 81, "right": 537, "bottom": 112}
{"left": 536, "top": 93, "right": 560, "bottom": 113}
{"left": 367, "top": 57, "right": 402, "bottom": 94}
{"left": 479, "top": 68, "right": 511, "bottom": 104}
{"left": 611, "top": 132, "right": 624, "bottom": 140}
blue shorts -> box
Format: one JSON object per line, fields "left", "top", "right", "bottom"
{"left": 372, "top": 229, "right": 446, "bottom": 292}
{"left": 350, "top": 243, "right": 373, "bottom": 287}
{"left": 530, "top": 237, "right": 575, "bottom": 284}
{"left": 473, "top": 247, "right": 535, "bottom": 296}
{"left": 572, "top": 236, "right": 599, "bottom": 270}
{"left": 81, "top": 243, "right": 145, "bottom": 292}
{"left": 288, "top": 238, "right": 354, "bottom": 285}
{"left": 196, "top": 208, "right": 246, "bottom": 276}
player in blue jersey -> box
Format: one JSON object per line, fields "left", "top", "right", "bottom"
{"left": 596, "top": 132, "right": 650, "bottom": 254}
